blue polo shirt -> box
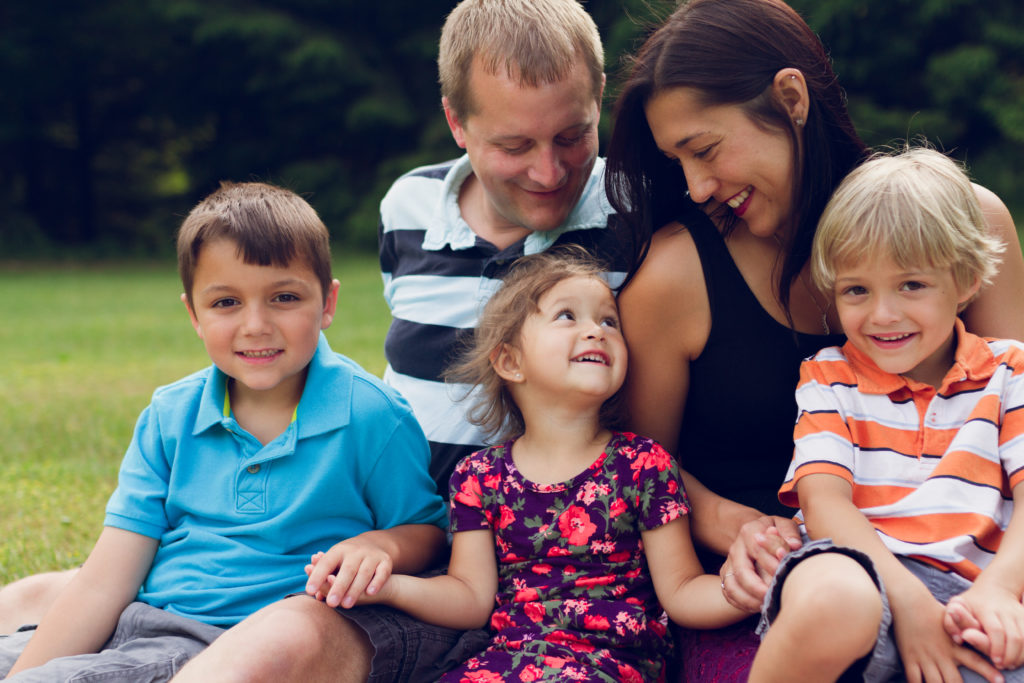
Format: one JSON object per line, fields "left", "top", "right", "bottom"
{"left": 105, "top": 334, "right": 446, "bottom": 627}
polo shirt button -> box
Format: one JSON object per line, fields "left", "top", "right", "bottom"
{"left": 247, "top": 464, "right": 261, "bottom": 474}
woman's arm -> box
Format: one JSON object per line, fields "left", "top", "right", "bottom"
{"left": 7, "top": 527, "right": 158, "bottom": 675}
{"left": 620, "top": 226, "right": 798, "bottom": 556}
{"left": 963, "top": 185, "right": 1024, "bottom": 340}
{"left": 359, "top": 528, "right": 498, "bottom": 631}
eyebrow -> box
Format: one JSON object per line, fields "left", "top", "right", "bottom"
{"left": 199, "top": 278, "right": 313, "bottom": 296}
{"left": 670, "top": 131, "right": 709, "bottom": 150}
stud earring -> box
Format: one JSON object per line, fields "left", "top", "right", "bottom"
{"left": 795, "top": 118, "right": 804, "bottom": 127}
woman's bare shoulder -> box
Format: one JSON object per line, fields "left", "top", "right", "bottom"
{"left": 619, "top": 220, "right": 711, "bottom": 352}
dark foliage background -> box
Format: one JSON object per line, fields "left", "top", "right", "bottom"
{"left": 1, "top": 0, "right": 1020, "bottom": 257}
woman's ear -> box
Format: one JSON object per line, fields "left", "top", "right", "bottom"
{"left": 491, "top": 343, "right": 524, "bottom": 383}
{"left": 773, "top": 68, "right": 809, "bottom": 127}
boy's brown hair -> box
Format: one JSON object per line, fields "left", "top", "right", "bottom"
{"left": 177, "top": 182, "right": 332, "bottom": 307}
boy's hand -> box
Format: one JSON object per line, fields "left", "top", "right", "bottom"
{"left": 303, "top": 536, "right": 394, "bottom": 609}
{"left": 944, "top": 583, "right": 1024, "bottom": 670}
{"left": 893, "top": 592, "right": 1004, "bottom": 683}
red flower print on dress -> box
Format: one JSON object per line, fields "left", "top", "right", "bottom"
{"left": 547, "top": 630, "right": 596, "bottom": 654}
{"left": 498, "top": 505, "right": 516, "bottom": 529}
{"left": 543, "top": 656, "right": 568, "bottom": 669}
{"left": 519, "top": 664, "right": 544, "bottom": 682}
{"left": 609, "top": 498, "right": 627, "bottom": 517}
{"left": 546, "top": 546, "right": 572, "bottom": 557}
{"left": 607, "top": 550, "right": 631, "bottom": 562}
{"left": 617, "top": 662, "right": 644, "bottom": 683}
{"left": 532, "top": 563, "right": 553, "bottom": 575}
{"left": 460, "top": 670, "right": 504, "bottom": 683}
{"left": 584, "top": 614, "right": 611, "bottom": 631}
{"left": 483, "top": 473, "right": 501, "bottom": 489}
{"left": 454, "top": 477, "right": 483, "bottom": 509}
{"left": 558, "top": 505, "right": 597, "bottom": 546}
{"left": 574, "top": 574, "right": 615, "bottom": 588}
{"left": 524, "top": 601, "right": 546, "bottom": 623}
{"left": 490, "top": 611, "right": 513, "bottom": 631}
{"left": 514, "top": 587, "right": 539, "bottom": 602}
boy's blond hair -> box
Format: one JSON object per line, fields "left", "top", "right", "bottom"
{"left": 812, "top": 147, "right": 1003, "bottom": 297}
{"left": 438, "top": 0, "right": 604, "bottom": 120}
{"left": 445, "top": 245, "right": 626, "bottom": 443}
{"left": 177, "top": 182, "right": 333, "bottom": 308}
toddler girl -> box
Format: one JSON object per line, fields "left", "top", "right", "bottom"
{"left": 309, "top": 247, "right": 749, "bottom": 681}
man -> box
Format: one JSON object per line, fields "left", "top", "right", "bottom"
{"left": 5, "top": 1, "right": 629, "bottom": 680}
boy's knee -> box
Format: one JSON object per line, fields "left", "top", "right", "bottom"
{"left": 778, "top": 552, "right": 883, "bottom": 644}
{"left": 177, "top": 598, "right": 372, "bottom": 683}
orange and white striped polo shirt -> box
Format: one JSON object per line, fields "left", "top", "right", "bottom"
{"left": 779, "top": 320, "right": 1024, "bottom": 580}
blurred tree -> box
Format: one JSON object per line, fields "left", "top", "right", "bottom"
{"left": 0, "top": 0, "right": 1019, "bottom": 257}
{"left": 788, "top": 0, "right": 1024, "bottom": 205}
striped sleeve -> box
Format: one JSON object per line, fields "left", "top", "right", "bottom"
{"left": 779, "top": 355, "right": 857, "bottom": 507}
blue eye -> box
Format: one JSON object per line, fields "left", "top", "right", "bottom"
{"left": 556, "top": 310, "right": 575, "bottom": 321}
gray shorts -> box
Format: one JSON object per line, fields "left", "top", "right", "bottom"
{"left": 336, "top": 604, "right": 491, "bottom": 683}
{"left": 0, "top": 601, "right": 224, "bottom": 682}
{"left": 757, "top": 538, "right": 1024, "bottom": 682}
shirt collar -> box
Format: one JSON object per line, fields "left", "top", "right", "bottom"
{"left": 421, "top": 154, "right": 611, "bottom": 252}
{"left": 193, "top": 333, "right": 352, "bottom": 437}
{"left": 844, "top": 318, "right": 998, "bottom": 394}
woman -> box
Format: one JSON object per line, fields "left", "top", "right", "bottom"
{"left": 604, "top": 0, "right": 1024, "bottom": 678}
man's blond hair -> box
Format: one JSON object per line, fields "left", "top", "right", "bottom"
{"left": 812, "top": 147, "right": 1003, "bottom": 298}
{"left": 439, "top": 0, "right": 604, "bottom": 120}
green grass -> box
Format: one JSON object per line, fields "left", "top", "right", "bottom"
{"left": 0, "top": 253, "right": 390, "bottom": 584}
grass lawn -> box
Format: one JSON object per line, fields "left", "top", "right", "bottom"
{"left": 0, "top": 253, "right": 390, "bottom": 584}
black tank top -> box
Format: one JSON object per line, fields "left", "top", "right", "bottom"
{"left": 676, "top": 209, "right": 846, "bottom": 521}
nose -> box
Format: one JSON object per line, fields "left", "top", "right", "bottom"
{"left": 583, "top": 319, "right": 605, "bottom": 340}
{"left": 869, "top": 294, "right": 901, "bottom": 325}
{"left": 682, "top": 160, "right": 718, "bottom": 204}
{"left": 241, "top": 303, "right": 272, "bottom": 335}
{"left": 527, "top": 145, "right": 566, "bottom": 189}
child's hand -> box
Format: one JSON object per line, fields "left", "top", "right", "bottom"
{"left": 944, "top": 583, "right": 1024, "bottom": 670}
{"left": 893, "top": 592, "right": 1004, "bottom": 683}
{"left": 720, "top": 516, "right": 802, "bottom": 612}
{"left": 303, "top": 536, "right": 394, "bottom": 609}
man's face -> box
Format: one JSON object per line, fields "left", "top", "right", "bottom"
{"left": 445, "top": 56, "right": 602, "bottom": 239}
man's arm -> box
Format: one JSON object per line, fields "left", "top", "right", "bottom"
{"left": 7, "top": 527, "right": 158, "bottom": 675}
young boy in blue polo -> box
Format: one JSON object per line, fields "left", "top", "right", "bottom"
{"left": 0, "top": 181, "right": 447, "bottom": 680}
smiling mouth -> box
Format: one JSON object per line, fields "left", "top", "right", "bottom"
{"left": 725, "top": 186, "right": 752, "bottom": 209}
{"left": 573, "top": 353, "right": 609, "bottom": 365}
{"left": 872, "top": 333, "right": 913, "bottom": 342}
{"left": 238, "top": 349, "right": 282, "bottom": 359}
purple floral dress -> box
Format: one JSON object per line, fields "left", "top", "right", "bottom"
{"left": 443, "top": 431, "right": 688, "bottom": 683}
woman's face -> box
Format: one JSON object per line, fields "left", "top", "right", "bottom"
{"left": 644, "top": 86, "right": 797, "bottom": 239}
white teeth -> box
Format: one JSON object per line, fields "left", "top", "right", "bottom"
{"left": 875, "top": 334, "right": 910, "bottom": 342}
{"left": 726, "top": 187, "right": 752, "bottom": 209}
{"left": 240, "top": 349, "right": 278, "bottom": 358}
{"left": 574, "top": 354, "right": 606, "bottom": 364}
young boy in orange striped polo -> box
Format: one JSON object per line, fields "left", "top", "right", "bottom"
{"left": 749, "top": 148, "right": 1024, "bottom": 683}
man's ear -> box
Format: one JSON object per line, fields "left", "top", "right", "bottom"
{"left": 772, "top": 67, "right": 809, "bottom": 126}
{"left": 182, "top": 293, "right": 203, "bottom": 339}
{"left": 442, "top": 97, "right": 468, "bottom": 149}
{"left": 490, "top": 343, "right": 524, "bottom": 383}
